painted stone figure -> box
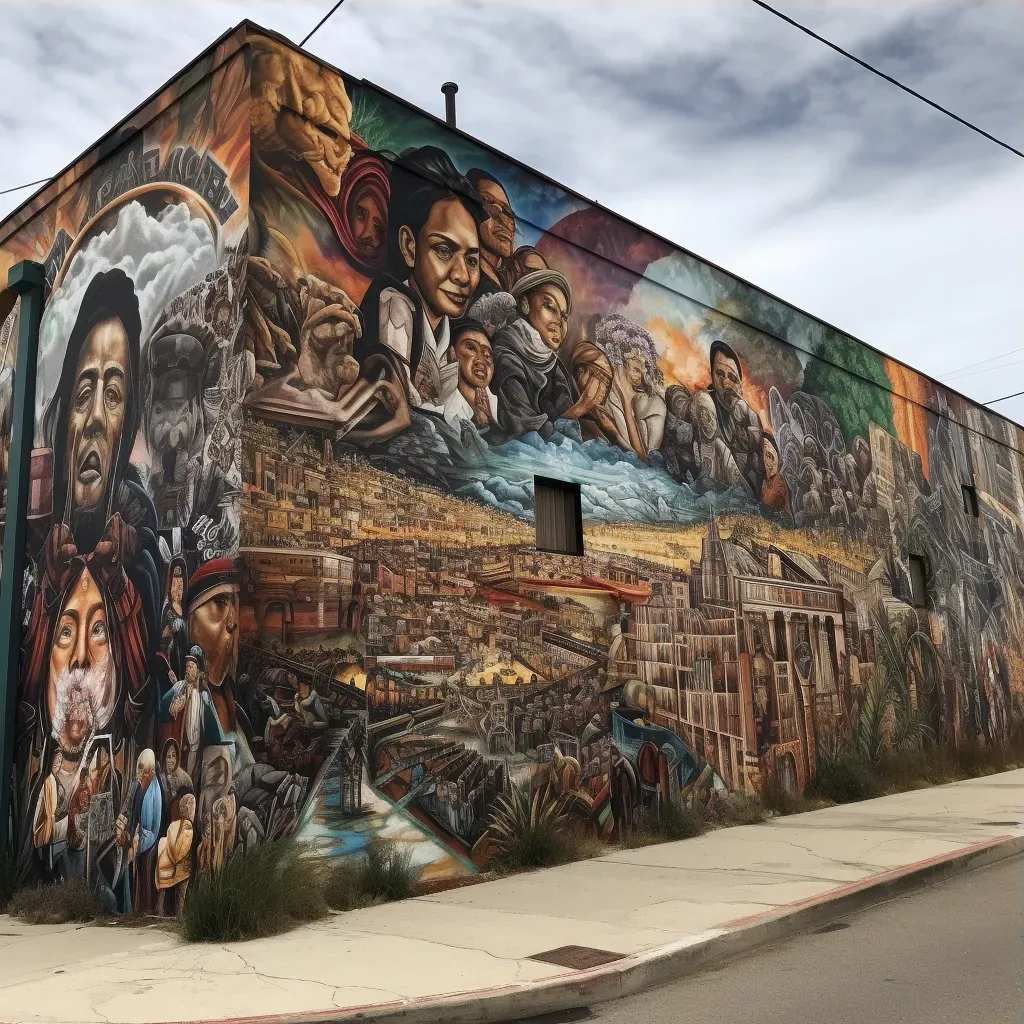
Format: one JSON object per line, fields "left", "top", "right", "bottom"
{"left": 143, "top": 332, "right": 205, "bottom": 529}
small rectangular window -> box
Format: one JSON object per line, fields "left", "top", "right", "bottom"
{"left": 908, "top": 554, "right": 928, "bottom": 609}
{"left": 535, "top": 477, "right": 583, "bottom": 555}
{"left": 961, "top": 484, "right": 979, "bottom": 518}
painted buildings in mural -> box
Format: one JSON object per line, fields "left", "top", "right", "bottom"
{"left": 2, "top": 24, "right": 1023, "bottom": 901}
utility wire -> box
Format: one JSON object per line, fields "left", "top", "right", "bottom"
{"left": 986, "top": 389, "right": 1024, "bottom": 406}
{"left": 0, "top": 177, "right": 50, "bottom": 198}
{"left": 749, "top": 0, "right": 1024, "bottom": 160}
{"left": 941, "top": 345, "right": 1024, "bottom": 380}
{"left": 301, "top": 0, "right": 348, "bottom": 47}
{"left": 945, "top": 357, "right": 1024, "bottom": 383}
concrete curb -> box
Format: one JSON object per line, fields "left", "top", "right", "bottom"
{"left": 161, "top": 831, "right": 1023, "bottom": 1024}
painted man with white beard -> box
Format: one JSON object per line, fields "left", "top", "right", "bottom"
{"left": 30, "top": 562, "right": 117, "bottom": 875}
{"left": 18, "top": 514, "right": 150, "bottom": 889}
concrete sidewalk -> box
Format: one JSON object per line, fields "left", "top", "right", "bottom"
{"left": 2, "top": 771, "right": 1022, "bottom": 1024}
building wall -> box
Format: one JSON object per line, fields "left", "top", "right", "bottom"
{"left": 3, "top": 23, "right": 1024, "bottom": 905}
{"left": 240, "top": 28, "right": 1024, "bottom": 882}
{"left": 0, "top": 30, "right": 256, "bottom": 914}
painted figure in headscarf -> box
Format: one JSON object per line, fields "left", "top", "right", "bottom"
{"left": 39, "top": 267, "right": 162, "bottom": 662}
{"left": 484, "top": 271, "right": 578, "bottom": 441}
{"left": 18, "top": 514, "right": 149, "bottom": 898}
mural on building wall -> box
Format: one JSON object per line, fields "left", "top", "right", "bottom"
{"left": 240, "top": 33, "right": 1024, "bottom": 881}
{"left": 4, "top": 26, "right": 1024, "bottom": 903}
{"left": 0, "top": 40, "right": 319, "bottom": 914}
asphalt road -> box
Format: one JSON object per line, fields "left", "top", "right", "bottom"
{"left": 586, "top": 856, "right": 1024, "bottom": 1024}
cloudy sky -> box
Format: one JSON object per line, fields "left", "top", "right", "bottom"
{"left": 2, "top": 1, "right": 1021, "bottom": 424}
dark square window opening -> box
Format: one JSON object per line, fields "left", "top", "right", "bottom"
{"left": 535, "top": 476, "right": 583, "bottom": 556}
{"left": 908, "top": 554, "right": 928, "bottom": 609}
{"left": 961, "top": 484, "right": 979, "bottom": 518}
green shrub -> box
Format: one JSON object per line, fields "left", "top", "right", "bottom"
{"left": 621, "top": 801, "right": 706, "bottom": 849}
{"left": 651, "top": 801, "right": 706, "bottom": 840}
{"left": 356, "top": 838, "right": 415, "bottom": 903}
{"left": 709, "top": 791, "right": 767, "bottom": 827}
{"left": 813, "top": 739, "right": 879, "bottom": 804}
{"left": 8, "top": 877, "right": 104, "bottom": 925}
{"left": 486, "top": 781, "right": 571, "bottom": 872}
{"left": 322, "top": 858, "right": 368, "bottom": 912}
{"left": 181, "top": 839, "right": 328, "bottom": 943}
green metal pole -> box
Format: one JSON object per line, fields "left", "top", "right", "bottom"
{"left": 0, "top": 260, "right": 45, "bottom": 863}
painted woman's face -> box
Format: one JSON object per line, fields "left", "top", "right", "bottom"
{"left": 400, "top": 197, "right": 481, "bottom": 323}
{"left": 526, "top": 284, "right": 569, "bottom": 351}
{"left": 763, "top": 440, "right": 779, "bottom": 478}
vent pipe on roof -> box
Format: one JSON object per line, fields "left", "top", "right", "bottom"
{"left": 441, "top": 82, "right": 459, "bottom": 128}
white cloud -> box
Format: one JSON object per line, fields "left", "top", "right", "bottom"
{"left": 2, "top": 0, "right": 1022, "bottom": 427}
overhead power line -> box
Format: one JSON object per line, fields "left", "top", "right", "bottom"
{"left": 986, "top": 389, "right": 1024, "bottom": 407}
{"left": 0, "top": 177, "right": 50, "bottom": 198}
{"left": 941, "top": 345, "right": 1024, "bottom": 380}
{"left": 301, "top": 0, "right": 349, "bottom": 47}
{"left": 749, "top": 0, "right": 1024, "bottom": 160}
{"left": 945, "top": 357, "right": 1024, "bottom": 384}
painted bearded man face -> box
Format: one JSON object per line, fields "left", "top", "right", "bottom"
{"left": 48, "top": 567, "right": 115, "bottom": 756}
{"left": 190, "top": 582, "right": 240, "bottom": 688}
{"left": 67, "top": 319, "right": 129, "bottom": 513}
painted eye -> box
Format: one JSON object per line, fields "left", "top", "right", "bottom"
{"left": 91, "top": 620, "right": 108, "bottom": 644}
{"left": 434, "top": 245, "right": 454, "bottom": 262}
{"left": 56, "top": 622, "right": 75, "bottom": 647}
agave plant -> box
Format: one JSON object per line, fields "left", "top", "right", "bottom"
{"left": 869, "top": 607, "right": 936, "bottom": 752}
{"left": 854, "top": 668, "right": 891, "bottom": 767}
{"left": 485, "top": 778, "right": 570, "bottom": 869}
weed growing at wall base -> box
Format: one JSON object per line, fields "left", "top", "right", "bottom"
{"left": 8, "top": 878, "right": 105, "bottom": 925}
{"left": 181, "top": 839, "right": 329, "bottom": 943}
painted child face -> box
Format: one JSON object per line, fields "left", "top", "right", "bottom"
{"left": 453, "top": 329, "right": 494, "bottom": 389}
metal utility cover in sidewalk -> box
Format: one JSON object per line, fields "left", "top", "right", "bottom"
{"left": 528, "top": 945, "right": 627, "bottom": 970}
